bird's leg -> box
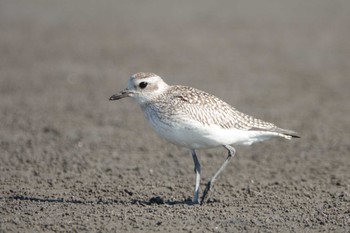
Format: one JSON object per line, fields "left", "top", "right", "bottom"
{"left": 191, "top": 150, "right": 201, "bottom": 204}
{"left": 201, "top": 145, "right": 236, "bottom": 205}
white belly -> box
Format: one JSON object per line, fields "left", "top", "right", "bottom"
{"left": 144, "top": 109, "right": 280, "bottom": 149}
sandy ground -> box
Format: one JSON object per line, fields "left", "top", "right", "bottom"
{"left": 1, "top": 0, "right": 350, "bottom": 232}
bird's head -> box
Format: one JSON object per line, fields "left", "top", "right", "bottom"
{"left": 109, "top": 72, "right": 169, "bottom": 105}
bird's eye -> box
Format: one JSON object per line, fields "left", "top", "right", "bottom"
{"left": 139, "top": 82, "right": 148, "bottom": 89}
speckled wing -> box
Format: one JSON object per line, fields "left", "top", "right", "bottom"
{"left": 165, "top": 86, "right": 299, "bottom": 137}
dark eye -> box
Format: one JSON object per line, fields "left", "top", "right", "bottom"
{"left": 139, "top": 82, "right": 148, "bottom": 89}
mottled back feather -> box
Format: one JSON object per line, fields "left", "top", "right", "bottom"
{"left": 152, "top": 85, "right": 278, "bottom": 131}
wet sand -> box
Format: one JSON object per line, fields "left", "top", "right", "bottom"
{"left": 1, "top": 1, "right": 349, "bottom": 232}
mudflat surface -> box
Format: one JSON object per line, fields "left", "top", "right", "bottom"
{"left": 1, "top": 1, "right": 349, "bottom": 232}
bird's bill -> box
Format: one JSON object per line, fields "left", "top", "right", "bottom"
{"left": 109, "top": 89, "right": 133, "bottom": 100}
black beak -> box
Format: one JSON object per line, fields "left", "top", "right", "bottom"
{"left": 109, "top": 89, "right": 133, "bottom": 101}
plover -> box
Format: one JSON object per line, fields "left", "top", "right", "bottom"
{"left": 109, "top": 72, "right": 299, "bottom": 205}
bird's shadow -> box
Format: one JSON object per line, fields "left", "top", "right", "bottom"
{"left": 7, "top": 195, "right": 211, "bottom": 206}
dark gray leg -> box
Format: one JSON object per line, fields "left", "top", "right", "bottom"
{"left": 191, "top": 150, "right": 201, "bottom": 204}
{"left": 201, "top": 145, "right": 236, "bottom": 205}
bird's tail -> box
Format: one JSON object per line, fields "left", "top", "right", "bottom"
{"left": 274, "top": 127, "right": 300, "bottom": 139}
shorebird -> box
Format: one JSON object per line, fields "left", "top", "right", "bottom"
{"left": 109, "top": 72, "right": 299, "bottom": 205}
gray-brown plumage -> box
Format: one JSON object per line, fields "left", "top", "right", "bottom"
{"left": 110, "top": 72, "right": 300, "bottom": 205}
{"left": 142, "top": 84, "right": 299, "bottom": 139}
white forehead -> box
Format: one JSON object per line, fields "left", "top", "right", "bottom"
{"left": 127, "top": 72, "right": 169, "bottom": 91}
{"left": 129, "top": 72, "right": 163, "bottom": 85}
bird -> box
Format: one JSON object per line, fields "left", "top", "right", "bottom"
{"left": 109, "top": 72, "right": 300, "bottom": 205}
